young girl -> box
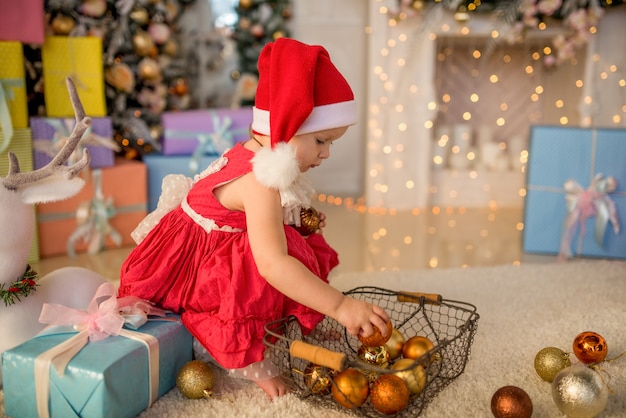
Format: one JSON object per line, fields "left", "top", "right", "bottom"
{"left": 117, "top": 38, "right": 390, "bottom": 399}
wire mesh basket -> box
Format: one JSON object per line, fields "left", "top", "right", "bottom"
{"left": 263, "top": 286, "right": 479, "bottom": 417}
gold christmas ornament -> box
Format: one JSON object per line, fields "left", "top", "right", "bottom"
{"left": 369, "top": 374, "right": 411, "bottom": 415}
{"left": 534, "top": 347, "right": 571, "bottom": 382}
{"left": 391, "top": 358, "right": 426, "bottom": 395}
{"left": 272, "top": 31, "right": 286, "bottom": 40}
{"left": 357, "top": 345, "right": 390, "bottom": 369}
{"left": 402, "top": 335, "right": 434, "bottom": 360}
{"left": 164, "top": 1, "right": 180, "bottom": 22}
{"left": 551, "top": 364, "right": 609, "bottom": 418}
{"left": 133, "top": 31, "right": 155, "bottom": 57}
{"left": 292, "top": 207, "right": 320, "bottom": 236}
{"left": 385, "top": 328, "right": 405, "bottom": 360}
{"left": 137, "top": 58, "right": 161, "bottom": 81}
{"left": 331, "top": 368, "right": 369, "bottom": 409}
{"left": 176, "top": 360, "right": 215, "bottom": 399}
{"left": 490, "top": 386, "right": 533, "bottom": 418}
{"left": 302, "top": 363, "right": 334, "bottom": 395}
{"left": 412, "top": 0, "right": 425, "bottom": 11}
{"left": 105, "top": 63, "right": 135, "bottom": 93}
{"left": 573, "top": 331, "right": 608, "bottom": 364}
{"left": 162, "top": 39, "right": 179, "bottom": 57}
{"left": 239, "top": 0, "right": 253, "bottom": 9}
{"left": 50, "top": 14, "right": 76, "bottom": 36}
{"left": 129, "top": 7, "right": 150, "bottom": 25}
{"left": 358, "top": 320, "right": 393, "bottom": 348}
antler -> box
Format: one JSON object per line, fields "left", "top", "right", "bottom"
{"left": 3, "top": 77, "right": 92, "bottom": 191}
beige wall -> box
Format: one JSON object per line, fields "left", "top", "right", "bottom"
{"left": 290, "top": 0, "right": 369, "bottom": 196}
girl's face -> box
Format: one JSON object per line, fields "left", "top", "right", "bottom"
{"left": 290, "top": 126, "right": 349, "bottom": 172}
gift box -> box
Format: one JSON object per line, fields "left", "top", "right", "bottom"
{"left": 161, "top": 107, "right": 252, "bottom": 156}
{"left": 0, "top": 0, "right": 44, "bottom": 44}
{"left": 0, "top": 41, "right": 29, "bottom": 153}
{"left": 2, "top": 305, "right": 193, "bottom": 418}
{"left": 0, "top": 128, "right": 40, "bottom": 263}
{"left": 523, "top": 126, "right": 626, "bottom": 259}
{"left": 42, "top": 37, "right": 107, "bottom": 117}
{"left": 31, "top": 117, "right": 117, "bottom": 169}
{"left": 36, "top": 159, "right": 147, "bottom": 257}
{"left": 144, "top": 153, "right": 219, "bottom": 212}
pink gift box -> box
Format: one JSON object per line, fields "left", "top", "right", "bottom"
{"left": 161, "top": 107, "right": 252, "bottom": 156}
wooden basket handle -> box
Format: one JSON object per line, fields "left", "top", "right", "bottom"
{"left": 289, "top": 340, "right": 347, "bottom": 371}
{"left": 397, "top": 291, "right": 442, "bottom": 304}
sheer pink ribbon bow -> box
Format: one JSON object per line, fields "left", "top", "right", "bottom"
{"left": 35, "top": 282, "right": 166, "bottom": 418}
{"left": 558, "top": 174, "right": 620, "bottom": 260}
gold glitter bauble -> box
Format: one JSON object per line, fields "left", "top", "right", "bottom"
{"left": 50, "top": 14, "right": 76, "bottom": 35}
{"left": 292, "top": 207, "right": 320, "bottom": 236}
{"left": 303, "top": 363, "right": 334, "bottom": 395}
{"left": 358, "top": 320, "right": 393, "bottom": 348}
{"left": 391, "top": 358, "right": 426, "bottom": 395}
{"left": 331, "top": 368, "right": 369, "bottom": 409}
{"left": 370, "top": 374, "right": 410, "bottom": 415}
{"left": 551, "top": 364, "right": 609, "bottom": 418}
{"left": 534, "top": 347, "right": 571, "bottom": 382}
{"left": 573, "top": 331, "right": 608, "bottom": 364}
{"left": 137, "top": 58, "right": 161, "bottom": 81}
{"left": 176, "top": 360, "right": 215, "bottom": 399}
{"left": 385, "top": 328, "right": 405, "bottom": 360}
{"left": 133, "top": 31, "right": 155, "bottom": 57}
{"left": 402, "top": 336, "right": 434, "bottom": 360}
{"left": 490, "top": 386, "right": 533, "bottom": 418}
{"left": 129, "top": 7, "right": 150, "bottom": 25}
{"left": 357, "top": 345, "right": 390, "bottom": 368}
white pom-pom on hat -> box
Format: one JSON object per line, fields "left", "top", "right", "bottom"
{"left": 252, "top": 142, "right": 299, "bottom": 190}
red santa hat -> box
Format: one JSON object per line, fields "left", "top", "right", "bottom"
{"left": 251, "top": 38, "right": 357, "bottom": 190}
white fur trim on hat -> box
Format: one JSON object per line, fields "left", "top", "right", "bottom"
{"left": 251, "top": 142, "right": 299, "bottom": 190}
{"left": 252, "top": 100, "right": 357, "bottom": 137}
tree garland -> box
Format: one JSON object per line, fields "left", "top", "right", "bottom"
{"left": 1, "top": 265, "right": 39, "bottom": 307}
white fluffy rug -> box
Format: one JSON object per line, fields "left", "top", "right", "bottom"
{"left": 2, "top": 260, "right": 625, "bottom": 418}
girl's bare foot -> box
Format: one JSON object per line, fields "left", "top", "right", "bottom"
{"left": 256, "top": 376, "right": 290, "bottom": 399}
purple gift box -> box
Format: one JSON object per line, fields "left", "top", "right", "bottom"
{"left": 161, "top": 107, "right": 252, "bottom": 156}
{"left": 31, "top": 117, "right": 118, "bottom": 169}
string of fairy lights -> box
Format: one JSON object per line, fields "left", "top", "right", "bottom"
{"left": 311, "top": 1, "right": 625, "bottom": 270}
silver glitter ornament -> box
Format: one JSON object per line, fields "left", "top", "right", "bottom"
{"left": 551, "top": 364, "right": 608, "bottom": 418}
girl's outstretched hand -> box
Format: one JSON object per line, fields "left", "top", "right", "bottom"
{"left": 333, "top": 295, "right": 391, "bottom": 339}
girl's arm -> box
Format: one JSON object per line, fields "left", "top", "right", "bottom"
{"left": 242, "top": 174, "right": 390, "bottom": 338}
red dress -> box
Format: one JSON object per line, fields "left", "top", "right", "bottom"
{"left": 118, "top": 143, "right": 339, "bottom": 369}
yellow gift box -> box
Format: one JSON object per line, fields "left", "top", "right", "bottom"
{"left": 0, "top": 128, "right": 40, "bottom": 264}
{"left": 42, "top": 37, "right": 107, "bottom": 117}
{"left": 0, "top": 41, "right": 29, "bottom": 150}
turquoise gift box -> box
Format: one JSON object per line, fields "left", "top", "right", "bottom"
{"left": 523, "top": 126, "right": 626, "bottom": 259}
{"left": 2, "top": 317, "right": 193, "bottom": 418}
{"left": 144, "top": 153, "right": 219, "bottom": 212}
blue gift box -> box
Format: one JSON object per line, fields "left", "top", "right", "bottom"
{"left": 143, "top": 153, "right": 219, "bottom": 212}
{"left": 161, "top": 108, "right": 252, "bottom": 156}
{"left": 2, "top": 317, "right": 193, "bottom": 418}
{"left": 523, "top": 126, "right": 626, "bottom": 259}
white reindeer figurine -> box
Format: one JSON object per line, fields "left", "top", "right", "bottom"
{"left": 0, "top": 78, "right": 107, "bottom": 386}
